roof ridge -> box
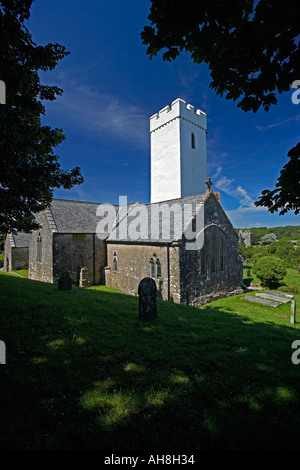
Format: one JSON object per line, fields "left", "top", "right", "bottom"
{"left": 53, "top": 198, "right": 102, "bottom": 205}
{"left": 146, "top": 192, "right": 209, "bottom": 206}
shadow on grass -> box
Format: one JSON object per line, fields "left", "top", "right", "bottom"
{"left": 1, "top": 273, "right": 300, "bottom": 450}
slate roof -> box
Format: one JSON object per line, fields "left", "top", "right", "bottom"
{"left": 46, "top": 193, "right": 214, "bottom": 241}
{"left": 10, "top": 231, "right": 30, "bottom": 248}
{"left": 48, "top": 199, "right": 103, "bottom": 233}
{"left": 107, "top": 192, "right": 210, "bottom": 243}
{"left": 48, "top": 199, "right": 134, "bottom": 235}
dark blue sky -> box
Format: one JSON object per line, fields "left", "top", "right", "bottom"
{"left": 27, "top": 0, "right": 300, "bottom": 228}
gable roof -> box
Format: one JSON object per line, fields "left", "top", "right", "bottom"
{"left": 9, "top": 231, "right": 30, "bottom": 248}
{"left": 47, "top": 199, "right": 103, "bottom": 233}
{"left": 45, "top": 193, "right": 223, "bottom": 242}
{"left": 47, "top": 199, "right": 134, "bottom": 234}
{"left": 107, "top": 192, "right": 211, "bottom": 243}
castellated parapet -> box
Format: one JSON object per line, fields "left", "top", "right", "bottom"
{"left": 150, "top": 98, "right": 207, "bottom": 134}
{"left": 150, "top": 98, "right": 207, "bottom": 204}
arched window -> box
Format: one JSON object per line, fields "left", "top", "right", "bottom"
{"left": 156, "top": 259, "right": 161, "bottom": 279}
{"left": 211, "top": 233, "right": 216, "bottom": 273}
{"left": 150, "top": 258, "right": 155, "bottom": 278}
{"left": 200, "top": 247, "right": 205, "bottom": 275}
{"left": 191, "top": 132, "right": 195, "bottom": 149}
{"left": 37, "top": 233, "right": 42, "bottom": 263}
{"left": 220, "top": 237, "right": 225, "bottom": 271}
{"left": 150, "top": 255, "right": 162, "bottom": 279}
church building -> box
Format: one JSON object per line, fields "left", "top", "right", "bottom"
{"left": 14, "top": 98, "right": 243, "bottom": 306}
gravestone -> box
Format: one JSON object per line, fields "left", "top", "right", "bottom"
{"left": 58, "top": 271, "right": 72, "bottom": 291}
{"left": 255, "top": 292, "right": 293, "bottom": 304}
{"left": 138, "top": 277, "right": 157, "bottom": 321}
{"left": 79, "top": 267, "right": 90, "bottom": 288}
{"left": 0, "top": 340, "right": 6, "bottom": 365}
{"left": 244, "top": 295, "right": 281, "bottom": 308}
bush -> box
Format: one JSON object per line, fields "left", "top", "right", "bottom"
{"left": 277, "top": 284, "right": 299, "bottom": 294}
{"left": 252, "top": 256, "right": 287, "bottom": 289}
{"left": 289, "top": 284, "right": 299, "bottom": 294}
{"left": 277, "top": 285, "right": 290, "bottom": 293}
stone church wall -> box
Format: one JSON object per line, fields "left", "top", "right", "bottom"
{"left": 29, "top": 212, "right": 53, "bottom": 283}
{"left": 29, "top": 211, "right": 106, "bottom": 285}
{"left": 105, "top": 242, "right": 181, "bottom": 303}
{"left": 52, "top": 233, "right": 106, "bottom": 285}
{"left": 179, "top": 195, "right": 243, "bottom": 306}
{"left": 4, "top": 237, "right": 28, "bottom": 272}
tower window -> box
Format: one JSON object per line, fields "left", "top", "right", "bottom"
{"left": 191, "top": 132, "right": 195, "bottom": 149}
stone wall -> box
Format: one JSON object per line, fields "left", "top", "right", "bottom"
{"left": 28, "top": 210, "right": 107, "bottom": 286}
{"left": 52, "top": 233, "right": 106, "bottom": 285}
{"left": 179, "top": 195, "right": 243, "bottom": 306}
{"left": 105, "top": 242, "right": 181, "bottom": 302}
{"left": 3, "top": 236, "right": 11, "bottom": 271}
{"left": 11, "top": 247, "right": 29, "bottom": 271}
{"left": 28, "top": 211, "right": 53, "bottom": 283}
{"left": 4, "top": 236, "right": 28, "bottom": 272}
{"left": 239, "top": 230, "right": 252, "bottom": 247}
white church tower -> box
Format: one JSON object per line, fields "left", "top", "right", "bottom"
{"left": 150, "top": 98, "right": 207, "bottom": 203}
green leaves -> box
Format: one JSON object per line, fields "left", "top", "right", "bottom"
{"left": 255, "top": 143, "right": 300, "bottom": 216}
{"left": 141, "top": 0, "right": 300, "bottom": 113}
{"left": 0, "top": 0, "right": 83, "bottom": 233}
{"left": 142, "top": 0, "right": 300, "bottom": 216}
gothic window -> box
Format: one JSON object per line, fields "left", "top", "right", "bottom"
{"left": 156, "top": 259, "right": 161, "bottom": 279}
{"left": 200, "top": 247, "right": 205, "bottom": 275}
{"left": 191, "top": 132, "right": 195, "bottom": 149}
{"left": 220, "top": 237, "right": 225, "bottom": 271}
{"left": 150, "top": 258, "right": 155, "bottom": 278}
{"left": 113, "top": 251, "right": 118, "bottom": 271}
{"left": 211, "top": 233, "right": 215, "bottom": 273}
{"left": 37, "top": 233, "right": 42, "bottom": 263}
{"left": 150, "top": 255, "right": 162, "bottom": 279}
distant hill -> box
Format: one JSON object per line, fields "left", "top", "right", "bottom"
{"left": 235, "top": 225, "right": 300, "bottom": 244}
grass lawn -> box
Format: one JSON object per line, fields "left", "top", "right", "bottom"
{"left": 1, "top": 271, "right": 300, "bottom": 450}
{"left": 14, "top": 269, "right": 28, "bottom": 278}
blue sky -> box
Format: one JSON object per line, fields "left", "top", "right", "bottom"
{"left": 26, "top": 0, "right": 300, "bottom": 228}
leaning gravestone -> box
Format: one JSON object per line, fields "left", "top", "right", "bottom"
{"left": 138, "top": 277, "right": 157, "bottom": 321}
{"left": 58, "top": 271, "right": 72, "bottom": 291}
